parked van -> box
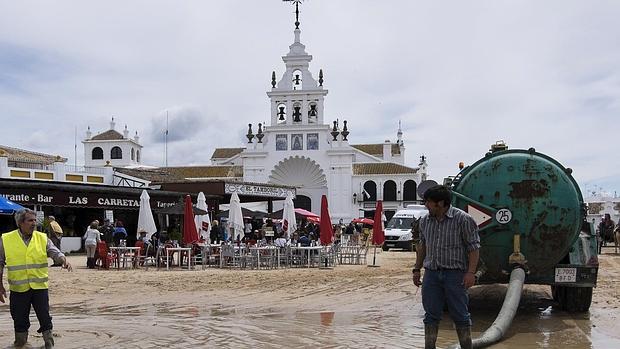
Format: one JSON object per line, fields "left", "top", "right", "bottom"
{"left": 383, "top": 204, "right": 428, "bottom": 251}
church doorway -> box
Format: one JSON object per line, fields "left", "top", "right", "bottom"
{"left": 293, "top": 195, "right": 312, "bottom": 211}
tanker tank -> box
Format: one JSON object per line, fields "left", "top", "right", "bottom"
{"left": 445, "top": 142, "right": 599, "bottom": 348}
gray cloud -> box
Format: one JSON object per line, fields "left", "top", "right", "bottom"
{"left": 0, "top": 1, "right": 619, "bottom": 193}
{"left": 148, "top": 106, "right": 206, "bottom": 144}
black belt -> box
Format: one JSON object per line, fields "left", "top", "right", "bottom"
{"left": 432, "top": 267, "right": 463, "bottom": 271}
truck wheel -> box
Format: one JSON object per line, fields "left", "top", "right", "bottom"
{"left": 550, "top": 285, "right": 560, "bottom": 302}
{"left": 558, "top": 286, "right": 593, "bottom": 312}
{"left": 382, "top": 245, "right": 389, "bottom": 251}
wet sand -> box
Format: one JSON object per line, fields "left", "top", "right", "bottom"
{"left": 1, "top": 249, "right": 620, "bottom": 348}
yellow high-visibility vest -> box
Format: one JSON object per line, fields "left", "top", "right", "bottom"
{"left": 2, "top": 230, "right": 49, "bottom": 292}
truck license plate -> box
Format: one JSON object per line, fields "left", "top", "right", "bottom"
{"left": 555, "top": 267, "right": 577, "bottom": 283}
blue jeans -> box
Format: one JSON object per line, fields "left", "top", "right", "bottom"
{"left": 422, "top": 269, "right": 471, "bottom": 328}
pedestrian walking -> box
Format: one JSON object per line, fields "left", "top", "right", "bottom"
{"left": 412, "top": 185, "right": 480, "bottom": 349}
{"left": 83, "top": 220, "right": 101, "bottom": 269}
{"left": 47, "top": 216, "right": 64, "bottom": 267}
{"left": 0, "top": 208, "right": 73, "bottom": 348}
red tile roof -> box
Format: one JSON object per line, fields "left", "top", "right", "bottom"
{"left": 353, "top": 162, "right": 418, "bottom": 175}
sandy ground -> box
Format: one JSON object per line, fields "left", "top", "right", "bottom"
{"left": 1, "top": 249, "right": 620, "bottom": 348}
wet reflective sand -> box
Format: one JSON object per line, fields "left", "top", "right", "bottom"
{"left": 1, "top": 252, "right": 619, "bottom": 348}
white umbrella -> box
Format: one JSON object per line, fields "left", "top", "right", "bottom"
{"left": 137, "top": 190, "right": 157, "bottom": 240}
{"left": 195, "top": 192, "right": 211, "bottom": 243}
{"left": 282, "top": 192, "right": 297, "bottom": 239}
{"left": 228, "top": 192, "right": 245, "bottom": 242}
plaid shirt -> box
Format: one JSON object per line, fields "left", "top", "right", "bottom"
{"left": 419, "top": 206, "right": 480, "bottom": 271}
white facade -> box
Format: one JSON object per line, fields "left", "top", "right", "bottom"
{"left": 211, "top": 23, "right": 427, "bottom": 222}
{"left": 586, "top": 195, "right": 620, "bottom": 226}
{"left": 82, "top": 118, "right": 143, "bottom": 168}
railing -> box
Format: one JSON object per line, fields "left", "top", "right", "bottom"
{"left": 64, "top": 165, "right": 106, "bottom": 175}
{"left": 7, "top": 160, "right": 54, "bottom": 170}
{"left": 6, "top": 160, "right": 107, "bottom": 175}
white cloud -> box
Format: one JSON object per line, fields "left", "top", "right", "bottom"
{"left": 0, "top": 0, "right": 619, "bottom": 192}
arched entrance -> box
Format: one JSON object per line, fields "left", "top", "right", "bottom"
{"left": 363, "top": 181, "right": 377, "bottom": 201}
{"left": 403, "top": 180, "right": 417, "bottom": 201}
{"left": 383, "top": 180, "right": 397, "bottom": 201}
{"left": 293, "top": 195, "right": 312, "bottom": 211}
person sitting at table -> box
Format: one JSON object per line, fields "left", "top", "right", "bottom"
{"left": 208, "top": 220, "right": 217, "bottom": 244}
{"left": 138, "top": 231, "right": 152, "bottom": 251}
{"left": 299, "top": 233, "right": 311, "bottom": 247}
{"left": 113, "top": 221, "right": 127, "bottom": 246}
{"left": 290, "top": 231, "right": 299, "bottom": 246}
{"left": 256, "top": 230, "right": 267, "bottom": 246}
{"left": 150, "top": 231, "right": 160, "bottom": 250}
{"left": 274, "top": 233, "right": 288, "bottom": 247}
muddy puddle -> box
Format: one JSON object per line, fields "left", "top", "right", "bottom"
{"left": 2, "top": 253, "right": 620, "bottom": 348}
{"left": 1, "top": 292, "right": 619, "bottom": 348}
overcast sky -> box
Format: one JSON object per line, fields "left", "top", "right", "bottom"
{"left": 1, "top": 1, "right": 619, "bottom": 196}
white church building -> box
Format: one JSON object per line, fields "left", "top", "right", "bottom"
{"left": 209, "top": 13, "right": 428, "bottom": 222}
{"left": 82, "top": 6, "right": 429, "bottom": 223}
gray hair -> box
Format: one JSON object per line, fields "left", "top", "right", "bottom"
{"left": 15, "top": 208, "right": 36, "bottom": 225}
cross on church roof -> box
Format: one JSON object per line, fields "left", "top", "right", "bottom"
{"left": 283, "top": 0, "right": 304, "bottom": 29}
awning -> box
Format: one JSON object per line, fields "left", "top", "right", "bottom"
{"left": 0, "top": 178, "right": 219, "bottom": 212}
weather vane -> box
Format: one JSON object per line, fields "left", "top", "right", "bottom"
{"left": 283, "top": 0, "right": 304, "bottom": 29}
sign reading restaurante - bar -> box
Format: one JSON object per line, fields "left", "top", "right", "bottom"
{"left": 0, "top": 190, "right": 178, "bottom": 210}
{"left": 224, "top": 183, "right": 295, "bottom": 199}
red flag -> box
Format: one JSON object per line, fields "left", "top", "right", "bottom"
{"left": 372, "top": 200, "right": 385, "bottom": 246}
{"left": 320, "top": 195, "right": 334, "bottom": 245}
{"left": 183, "top": 195, "right": 200, "bottom": 245}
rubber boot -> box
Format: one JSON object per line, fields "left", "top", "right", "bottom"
{"left": 42, "top": 329, "right": 54, "bottom": 349}
{"left": 88, "top": 257, "right": 95, "bottom": 269}
{"left": 424, "top": 324, "right": 439, "bottom": 349}
{"left": 14, "top": 331, "right": 28, "bottom": 347}
{"left": 456, "top": 326, "right": 472, "bottom": 349}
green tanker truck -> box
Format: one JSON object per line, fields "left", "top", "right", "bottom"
{"left": 445, "top": 142, "right": 598, "bottom": 348}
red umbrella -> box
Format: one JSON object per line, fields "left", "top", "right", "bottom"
{"left": 183, "top": 195, "right": 200, "bottom": 245}
{"left": 294, "top": 208, "right": 320, "bottom": 219}
{"left": 372, "top": 200, "right": 385, "bottom": 246}
{"left": 352, "top": 217, "right": 374, "bottom": 225}
{"left": 319, "top": 195, "right": 334, "bottom": 245}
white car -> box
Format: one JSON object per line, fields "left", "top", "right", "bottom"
{"left": 383, "top": 204, "right": 428, "bottom": 251}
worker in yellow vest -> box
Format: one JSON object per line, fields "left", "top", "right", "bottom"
{"left": 0, "top": 208, "right": 72, "bottom": 349}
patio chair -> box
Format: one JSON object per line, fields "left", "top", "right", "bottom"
{"left": 278, "top": 246, "right": 291, "bottom": 268}
{"left": 154, "top": 244, "right": 173, "bottom": 270}
{"left": 203, "top": 245, "right": 221, "bottom": 268}
{"left": 94, "top": 241, "right": 113, "bottom": 269}
{"left": 357, "top": 245, "right": 368, "bottom": 265}
{"left": 220, "top": 244, "right": 245, "bottom": 268}
{"left": 256, "top": 248, "right": 277, "bottom": 270}
{"left": 138, "top": 243, "right": 158, "bottom": 269}
{"left": 339, "top": 245, "right": 356, "bottom": 265}
{"left": 290, "top": 247, "right": 306, "bottom": 268}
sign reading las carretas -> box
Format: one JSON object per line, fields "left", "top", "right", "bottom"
{"left": 0, "top": 190, "right": 177, "bottom": 210}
